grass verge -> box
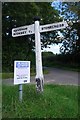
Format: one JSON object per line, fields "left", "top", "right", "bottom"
{"left": 2, "top": 84, "right": 78, "bottom": 118}
{"left": 0, "top": 85, "right": 2, "bottom": 120}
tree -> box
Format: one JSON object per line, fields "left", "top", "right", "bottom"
{"left": 2, "top": 2, "right": 60, "bottom": 72}
{"left": 60, "top": 25, "right": 78, "bottom": 54}
{"left": 57, "top": 2, "right": 80, "bottom": 55}
{"left": 67, "top": 2, "right": 80, "bottom": 56}
{"left": 52, "top": 1, "right": 80, "bottom": 67}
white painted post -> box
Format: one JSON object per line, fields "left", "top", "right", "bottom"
{"left": 34, "top": 17, "right": 44, "bottom": 92}
{"left": 19, "top": 84, "right": 22, "bottom": 102}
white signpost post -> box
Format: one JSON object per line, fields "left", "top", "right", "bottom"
{"left": 34, "top": 17, "right": 44, "bottom": 92}
{"left": 12, "top": 17, "right": 68, "bottom": 94}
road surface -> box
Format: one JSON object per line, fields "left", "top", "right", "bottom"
{"left": 44, "top": 68, "right": 79, "bottom": 85}
{"left": 2, "top": 68, "right": 79, "bottom": 86}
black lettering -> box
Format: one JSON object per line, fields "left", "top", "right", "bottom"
{"left": 41, "top": 23, "right": 65, "bottom": 31}
{"left": 59, "top": 24, "right": 61, "bottom": 27}
{"left": 62, "top": 24, "right": 64, "bottom": 26}
{"left": 14, "top": 27, "right": 27, "bottom": 32}
{"left": 14, "top": 30, "right": 17, "bottom": 32}
{"left": 24, "top": 80, "right": 27, "bottom": 82}
{"left": 14, "top": 33, "right": 16, "bottom": 35}
{"left": 54, "top": 25, "right": 58, "bottom": 28}
{"left": 14, "top": 31, "right": 27, "bottom": 36}
{"left": 47, "top": 26, "right": 52, "bottom": 29}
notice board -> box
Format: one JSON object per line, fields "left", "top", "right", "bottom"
{"left": 14, "top": 61, "right": 30, "bottom": 85}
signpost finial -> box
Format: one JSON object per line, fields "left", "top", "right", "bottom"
{"left": 34, "top": 16, "right": 40, "bottom": 21}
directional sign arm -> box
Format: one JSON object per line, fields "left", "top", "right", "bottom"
{"left": 40, "top": 21, "right": 68, "bottom": 33}
{"left": 12, "top": 24, "right": 34, "bottom": 37}
{"left": 12, "top": 21, "right": 68, "bottom": 37}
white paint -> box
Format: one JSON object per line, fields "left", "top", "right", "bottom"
{"left": 34, "top": 21, "right": 44, "bottom": 79}
{"left": 35, "top": 21, "right": 44, "bottom": 91}
{"left": 40, "top": 21, "right": 68, "bottom": 33}
{"left": 12, "top": 24, "right": 34, "bottom": 37}
{"left": 14, "top": 61, "right": 30, "bottom": 85}
{"left": 12, "top": 21, "right": 68, "bottom": 37}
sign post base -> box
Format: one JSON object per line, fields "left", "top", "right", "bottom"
{"left": 36, "top": 77, "right": 44, "bottom": 92}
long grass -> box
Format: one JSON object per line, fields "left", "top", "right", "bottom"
{"left": 2, "top": 84, "right": 78, "bottom": 118}
{"left": 0, "top": 84, "right": 2, "bottom": 120}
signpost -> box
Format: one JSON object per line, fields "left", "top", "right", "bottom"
{"left": 12, "top": 17, "right": 68, "bottom": 94}
{"left": 34, "top": 17, "right": 44, "bottom": 92}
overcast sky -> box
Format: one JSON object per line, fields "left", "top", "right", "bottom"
{"left": 42, "top": 43, "right": 62, "bottom": 54}
{"left": 42, "top": 1, "right": 63, "bottom": 54}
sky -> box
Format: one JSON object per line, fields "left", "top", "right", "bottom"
{"left": 42, "top": 43, "right": 62, "bottom": 54}
{"left": 42, "top": 1, "right": 63, "bottom": 54}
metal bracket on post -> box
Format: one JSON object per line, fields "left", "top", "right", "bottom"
{"left": 19, "top": 84, "right": 22, "bottom": 102}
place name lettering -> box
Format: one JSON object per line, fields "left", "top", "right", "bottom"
{"left": 13, "top": 31, "right": 27, "bottom": 35}
{"left": 41, "top": 23, "right": 64, "bottom": 30}
{"left": 13, "top": 30, "right": 33, "bottom": 36}
{"left": 14, "top": 27, "right": 28, "bottom": 32}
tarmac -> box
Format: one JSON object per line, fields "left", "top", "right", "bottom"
{"left": 2, "top": 68, "right": 79, "bottom": 86}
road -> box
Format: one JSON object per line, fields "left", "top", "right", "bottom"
{"left": 44, "top": 68, "right": 79, "bottom": 85}
{"left": 2, "top": 68, "right": 79, "bottom": 86}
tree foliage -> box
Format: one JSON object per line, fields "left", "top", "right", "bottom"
{"left": 2, "top": 2, "right": 60, "bottom": 72}
{"left": 57, "top": 2, "right": 80, "bottom": 55}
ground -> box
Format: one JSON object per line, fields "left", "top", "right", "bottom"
{"left": 3, "top": 67, "right": 79, "bottom": 86}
